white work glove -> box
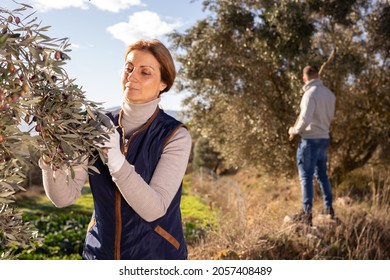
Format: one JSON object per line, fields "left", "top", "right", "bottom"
{"left": 95, "top": 112, "right": 126, "bottom": 174}
{"left": 103, "top": 129, "right": 126, "bottom": 173}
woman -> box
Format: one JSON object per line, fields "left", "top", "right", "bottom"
{"left": 39, "top": 39, "right": 192, "bottom": 260}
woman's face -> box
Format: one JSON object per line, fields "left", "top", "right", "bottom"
{"left": 121, "top": 50, "right": 167, "bottom": 104}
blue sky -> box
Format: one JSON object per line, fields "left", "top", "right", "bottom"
{"left": 3, "top": 0, "right": 207, "bottom": 111}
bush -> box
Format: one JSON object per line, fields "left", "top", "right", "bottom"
{"left": 3, "top": 212, "right": 90, "bottom": 260}
{"left": 192, "top": 137, "right": 221, "bottom": 173}
{"left": 336, "top": 170, "right": 372, "bottom": 200}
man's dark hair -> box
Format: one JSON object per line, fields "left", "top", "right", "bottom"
{"left": 303, "top": 65, "right": 319, "bottom": 77}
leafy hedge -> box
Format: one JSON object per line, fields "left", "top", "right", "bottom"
{"left": 5, "top": 212, "right": 89, "bottom": 260}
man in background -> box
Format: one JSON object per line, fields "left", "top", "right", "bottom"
{"left": 288, "top": 65, "right": 336, "bottom": 226}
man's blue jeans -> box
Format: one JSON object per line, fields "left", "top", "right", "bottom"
{"left": 297, "top": 138, "right": 333, "bottom": 212}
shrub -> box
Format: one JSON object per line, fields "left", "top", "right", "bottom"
{"left": 3, "top": 212, "right": 90, "bottom": 260}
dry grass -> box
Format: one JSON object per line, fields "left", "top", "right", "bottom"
{"left": 187, "top": 166, "right": 390, "bottom": 260}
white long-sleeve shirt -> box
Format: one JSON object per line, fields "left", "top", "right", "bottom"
{"left": 39, "top": 98, "right": 192, "bottom": 222}
{"left": 291, "top": 78, "right": 335, "bottom": 139}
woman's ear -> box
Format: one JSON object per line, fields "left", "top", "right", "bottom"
{"left": 159, "top": 81, "right": 167, "bottom": 93}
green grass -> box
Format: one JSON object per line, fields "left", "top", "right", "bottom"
{"left": 181, "top": 178, "right": 218, "bottom": 244}
{"left": 181, "top": 194, "right": 218, "bottom": 244}
{"left": 16, "top": 180, "right": 217, "bottom": 226}
{"left": 15, "top": 186, "right": 94, "bottom": 215}
{"left": 181, "top": 195, "right": 217, "bottom": 227}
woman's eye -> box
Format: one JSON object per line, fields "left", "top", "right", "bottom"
{"left": 142, "top": 71, "right": 150, "bottom": 76}
{"left": 124, "top": 63, "right": 133, "bottom": 72}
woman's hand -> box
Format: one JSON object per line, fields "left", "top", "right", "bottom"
{"left": 101, "top": 129, "right": 126, "bottom": 173}
{"left": 94, "top": 112, "right": 125, "bottom": 173}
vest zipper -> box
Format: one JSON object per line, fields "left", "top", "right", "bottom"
{"left": 114, "top": 124, "right": 127, "bottom": 260}
{"left": 113, "top": 107, "right": 160, "bottom": 260}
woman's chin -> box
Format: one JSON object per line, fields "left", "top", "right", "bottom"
{"left": 124, "top": 96, "right": 135, "bottom": 104}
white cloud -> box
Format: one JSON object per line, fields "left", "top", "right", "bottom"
{"left": 31, "top": 0, "right": 88, "bottom": 12}
{"left": 31, "top": 0, "right": 144, "bottom": 13}
{"left": 70, "top": 43, "right": 81, "bottom": 49}
{"left": 107, "top": 11, "right": 182, "bottom": 45}
{"left": 69, "top": 43, "right": 95, "bottom": 51}
{"left": 90, "top": 0, "right": 145, "bottom": 13}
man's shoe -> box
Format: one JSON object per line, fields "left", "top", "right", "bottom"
{"left": 292, "top": 209, "right": 312, "bottom": 226}
{"left": 320, "top": 207, "right": 335, "bottom": 219}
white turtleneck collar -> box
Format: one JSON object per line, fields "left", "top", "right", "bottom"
{"left": 120, "top": 98, "right": 160, "bottom": 136}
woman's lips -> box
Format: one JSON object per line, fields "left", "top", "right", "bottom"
{"left": 125, "top": 83, "right": 139, "bottom": 90}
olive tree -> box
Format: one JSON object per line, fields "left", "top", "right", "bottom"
{"left": 0, "top": 2, "right": 110, "bottom": 256}
{"left": 169, "top": 0, "right": 390, "bottom": 182}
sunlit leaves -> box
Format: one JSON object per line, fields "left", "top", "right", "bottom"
{"left": 0, "top": 2, "right": 111, "bottom": 252}
{"left": 170, "top": 0, "right": 390, "bottom": 179}
{"left": 170, "top": 0, "right": 314, "bottom": 172}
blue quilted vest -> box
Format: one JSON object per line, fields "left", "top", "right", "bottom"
{"left": 82, "top": 107, "right": 188, "bottom": 260}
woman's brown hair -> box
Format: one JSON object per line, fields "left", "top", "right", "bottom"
{"left": 125, "top": 39, "right": 176, "bottom": 94}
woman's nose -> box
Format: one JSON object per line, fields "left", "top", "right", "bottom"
{"left": 126, "top": 69, "right": 138, "bottom": 81}
{"left": 127, "top": 72, "right": 135, "bottom": 81}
